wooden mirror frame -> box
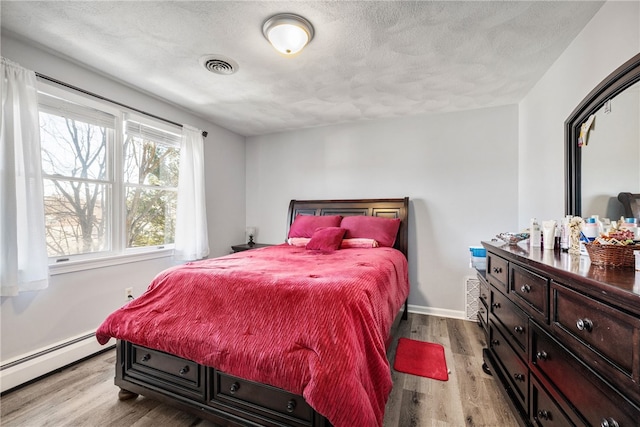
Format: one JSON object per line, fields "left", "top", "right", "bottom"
{"left": 565, "top": 52, "right": 640, "bottom": 216}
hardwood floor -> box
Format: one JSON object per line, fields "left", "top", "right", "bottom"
{"left": 0, "top": 314, "right": 518, "bottom": 426}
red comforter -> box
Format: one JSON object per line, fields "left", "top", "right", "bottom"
{"left": 96, "top": 244, "right": 409, "bottom": 427}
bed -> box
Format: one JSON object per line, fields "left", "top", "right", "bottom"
{"left": 96, "top": 198, "right": 410, "bottom": 427}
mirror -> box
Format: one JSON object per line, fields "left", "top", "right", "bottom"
{"left": 565, "top": 52, "right": 640, "bottom": 220}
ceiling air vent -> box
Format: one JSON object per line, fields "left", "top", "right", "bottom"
{"left": 199, "top": 55, "right": 238, "bottom": 75}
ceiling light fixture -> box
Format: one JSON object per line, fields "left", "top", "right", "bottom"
{"left": 262, "top": 13, "right": 314, "bottom": 56}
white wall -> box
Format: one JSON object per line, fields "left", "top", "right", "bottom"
{"left": 246, "top": 105, "right": 518, "bottom": 316}
{"left": 0, "top": 34, "right": 246, "bottom": 369}
{"left": 518, "top": 1, "right": 640, "bottom": 228}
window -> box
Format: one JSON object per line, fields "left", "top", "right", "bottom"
{"left": 123, "top": 118, "right": 180, "bottom": 249}
{"left": 38, "top": 84, "right": 181, "bottom": 265}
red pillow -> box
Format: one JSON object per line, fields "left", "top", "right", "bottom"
{"left": 306, "top": 227, "right": 346, "bottom": 252}
{"left": 340, "top": 215, "right": 401, "bottom": 247}
{"left": 288, "top": 214, "right": 342, "bottom": 238}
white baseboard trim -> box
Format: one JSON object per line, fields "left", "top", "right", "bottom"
{"left": 1, "top": 331, "right": 111, "bottom": 393}
{"left": 408, "top": 304, "right": 467, "bottom": 320}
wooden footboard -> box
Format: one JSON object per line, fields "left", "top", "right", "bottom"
{"left": 115, "top": 299, "right": 407, "bottom": 427}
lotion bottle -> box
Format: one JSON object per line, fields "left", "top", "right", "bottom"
{"left": 560, "top": 215, "right": 572, "bottom": 251}
{"left": 583, "top": 217, "right": 598, "bottom": 241}
{"left": 590, "top": 215, "right": 604, "bottom": 235}
{"left": 621, "top": 218, "right": 638, "bottom": 239}
{"left": 530, "top": 218, "right": 541, "bottom": 247}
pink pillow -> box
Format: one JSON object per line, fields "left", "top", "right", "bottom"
{"left": 288, "top": 215, "right": 342, "bottom": 238}
{"left": 340, "top": 215, "right": 401, "bottom": 247}
{"left": 306, "top": 227, "right": 346, "bottom": 252}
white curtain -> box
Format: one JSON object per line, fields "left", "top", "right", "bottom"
{"left": 1, "top": 58, "right": 49, "bottom": 296}
{"left": 174, "top": 125, "right": 209, "bottom": 260}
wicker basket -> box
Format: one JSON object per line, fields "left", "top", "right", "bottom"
{"left": 584, "top": 243, "right": 640, "bottom": 268}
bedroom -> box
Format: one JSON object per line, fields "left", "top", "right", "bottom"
{"left": 1, "top": 1, "right": 639, "bottom": 426}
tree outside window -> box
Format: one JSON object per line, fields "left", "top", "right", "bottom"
{"left": 123, "top": 121, "right": 180, "bottom": 249}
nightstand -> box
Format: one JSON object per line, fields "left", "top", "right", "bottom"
{"left": 231, "top": 243, "right": 273, "bottom": 253}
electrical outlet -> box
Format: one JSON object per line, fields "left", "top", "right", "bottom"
{"left": 125, "top": 287, "right": 133, "bottom": 301}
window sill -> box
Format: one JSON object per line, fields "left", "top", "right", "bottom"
{"left": 49, "top": 249, "right": 175, "bottom": 276}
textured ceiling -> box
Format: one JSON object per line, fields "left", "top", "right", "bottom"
{"left": 1, "top": 1, "right": 603, "bottom": 137}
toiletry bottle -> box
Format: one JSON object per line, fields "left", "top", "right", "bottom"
{"left": 530, "top": 218, "right": 541, "bottom": 247}
{"left": 541, "top": 220, "right": 556, "bottom": 250}
{"left": 583, "top": 217, "right": 598, "bottom": 241}
{"left": 560, "top": 215, "right": 572, "bottom": 252}
{"left": 621, "top": 218, "right": 638, "bottom": 239}
{"left": 591, "top": 215, "right": 604, "bottom": 235}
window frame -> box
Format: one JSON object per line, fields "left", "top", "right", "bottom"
{"left": 37, "top": 81, "right": 180, "bottom": 275}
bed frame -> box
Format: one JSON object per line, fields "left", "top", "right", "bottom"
{"left": 114, "top": 198, "right": 409, "bottom": 427}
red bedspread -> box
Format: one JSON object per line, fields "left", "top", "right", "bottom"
{"left": 96, "top": 244, "right": 409, "bottom": 427}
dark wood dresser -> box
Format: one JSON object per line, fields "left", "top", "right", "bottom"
{"left": 479, "top": 241, "right": 640, "bottom": 427}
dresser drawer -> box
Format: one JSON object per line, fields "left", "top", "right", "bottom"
{"left": 491, "top": 288, "right": 528, "bottom": 354}
{"left": 478, "top": 274, "right": 490, "bottom": 335}
{"left": 490, "top": 322, "right": 529, "bottom": 411}
{"left": 530, "top": 323, "right": 640, "bottom": 427}
{"left": 478, "top": 302, "right": 489, "bottom": 336}
{"left": 487, "top": 253, "right": 508, "bottom": 291}
{"left": 551, "top": 283, "right": 640, "bottom": 381}
{"left": 530, "top": 376, "right": 577, "bottom": 427}
{"left": 127, "top": 344, "right": 205, "bottom": 399}
{"left": 510, "top": 263, "right": 549, "bottom": 323}
{"left": 479, "top": 275, "right": 490, "bottom": 308}
{"left": 213, "top": 372, "right": 314, "bottom": 425}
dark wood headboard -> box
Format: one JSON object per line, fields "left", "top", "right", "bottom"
{"left": 287, "top": 198, "right": 409, "bottom": 258}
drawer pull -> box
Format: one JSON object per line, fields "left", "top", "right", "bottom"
{"left": 286, "top": 399, "right": 296, "bottom": 413}
{"left": 229, "top": 382, "right": 240, "bottom": 395}
{"left": 513, "top": 373, "right": 525, "bottom": 382}
{"left": 520, "top": 284, "right": 531, "bottom": 293}
{"left": 537, "top": 410, "right": 551, "bottom": 420}
{"left": 576, "top": 318, "right": 593, "bottom": 332}
{"left": 536, "top": 351, "right": 548, "bottom": 361}
{"left": 179, "top": 366, "right": 189, "bottom": 375}
{"left": 141, "top": 354, "right": 151, "bottom": 362}
{"left": 492, "top": 302, "right": 501, "bottom": 309}
{"left": 492, "top": 267, "right": 503, "bottom": 274}
{"left": 479, "top": 308, "right": 485, "bottom": 314}
{"left": 481, "top": 293, "right": 487, "bottom": 300}
{"left": 491, "top": 339, "right": 500, "bottom": 347}
{"left": 601, "top": 418, "right": 619, "bottom": 427}
{"left": 514, "top": 325, "right": 524, "bottom": 334}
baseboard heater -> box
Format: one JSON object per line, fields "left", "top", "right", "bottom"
{"left": 0, "top": 331, "right": 113, "bottom": 394}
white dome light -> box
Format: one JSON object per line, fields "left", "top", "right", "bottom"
{"left": 262, "top": 14, "right": 314, "bottom": 56}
